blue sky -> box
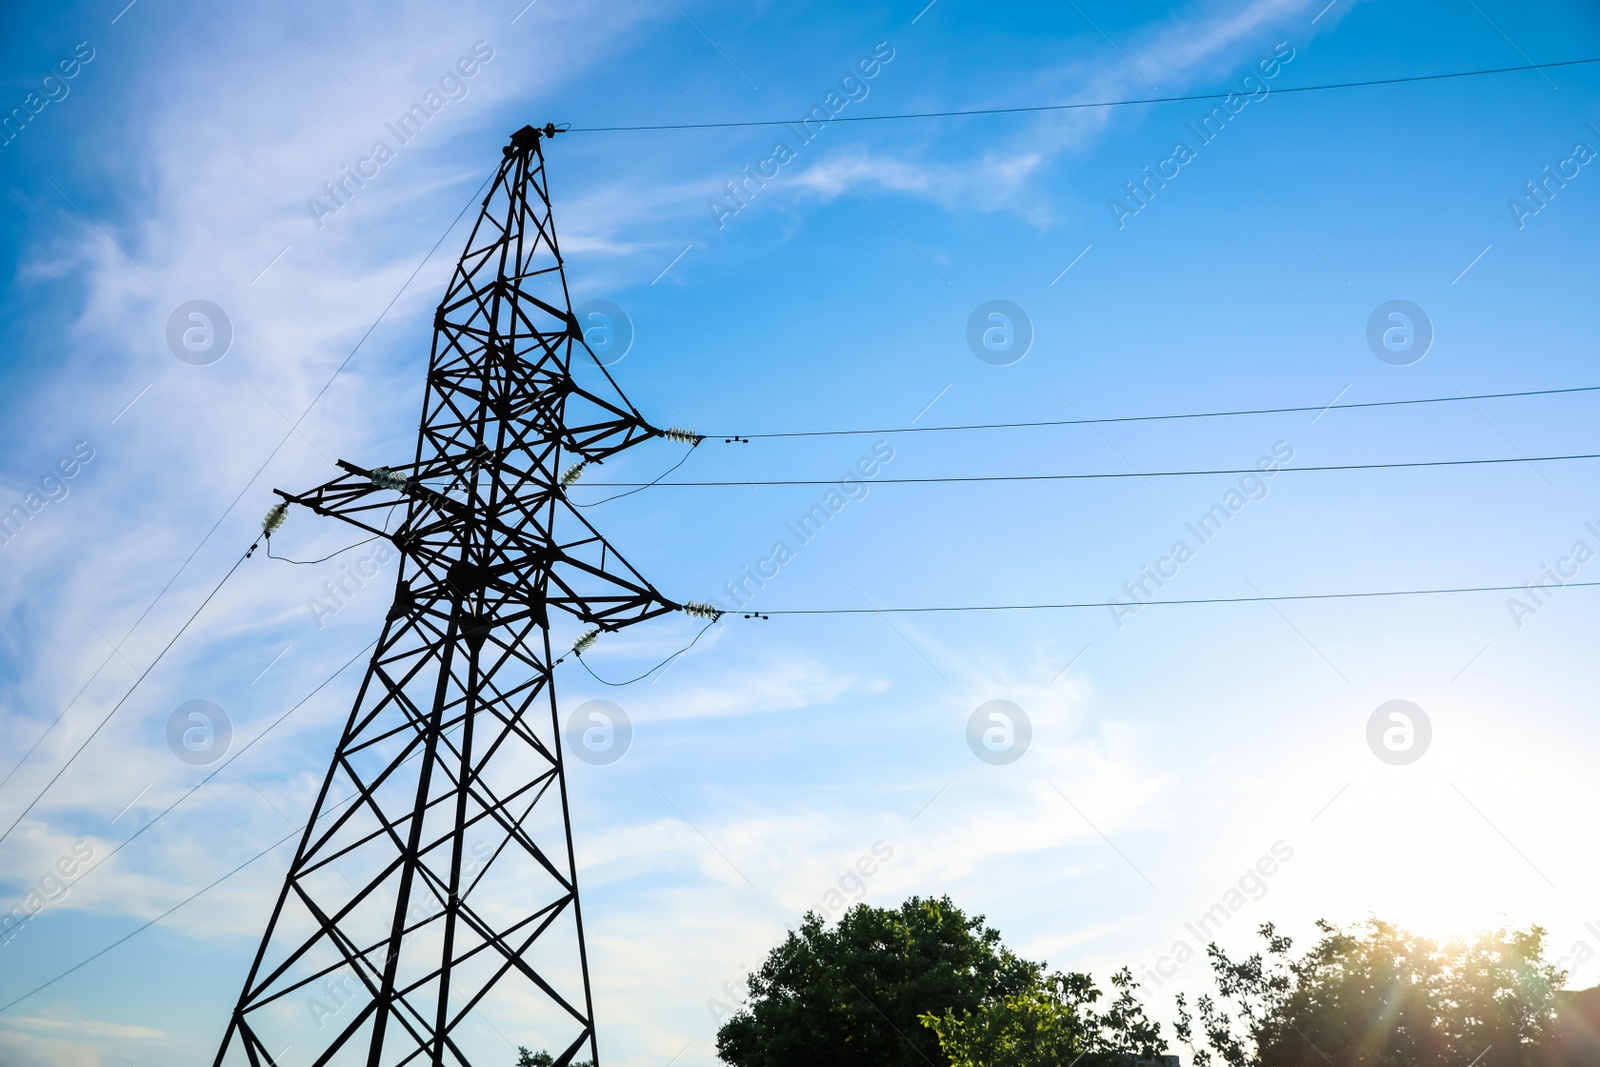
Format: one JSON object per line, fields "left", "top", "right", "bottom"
{"left": 1, "top": 0, "right": 1599, "bottom": 1063}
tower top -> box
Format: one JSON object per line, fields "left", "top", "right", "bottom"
{"left": 509, "top": 122, "right": 565, "bottom": 152}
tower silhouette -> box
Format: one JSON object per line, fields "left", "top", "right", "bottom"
{"left": 216, "top": 124, "right": 697, "bottom": 1067}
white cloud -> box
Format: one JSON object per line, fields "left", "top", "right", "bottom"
{"left": 6, "top": 1013, "right": 163, "bottom": 1041}
{"left": 762, "top": 0, "right": 1322, "bottom": 224}
{"left": 0, "top": 1028, "right": 105, "bottom": 1067}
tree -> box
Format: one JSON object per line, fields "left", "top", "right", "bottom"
{"left": 714, "top": 896, "right": 1041, "bottom": 1067}
{"left": 1092, "top": 966, "right": 1170, "bottom": 1062}
{"left": 922, "top": 970, "right": 1099, "bottom": 1067}
{"left": 1174, "top": 919, "right": 1567, "bottom": 1067}
{"left": 923, "top": 966, "right": 1167, "bottom": 1067}
{"left": 1441, "top": 925, "right": 1566, "bottom": 1064}
{"left": 515, "top": 1047, "right": 594, "bottom": 1067}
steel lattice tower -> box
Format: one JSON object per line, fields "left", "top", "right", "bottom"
{"left": 216, "top": 124, "right": 694, "bottom": 1067}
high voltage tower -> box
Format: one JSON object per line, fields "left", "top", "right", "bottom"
{"left": 216, "top": 124, "right": 708, "bottom": 1067}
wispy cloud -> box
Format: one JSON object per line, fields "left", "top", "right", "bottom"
{"left": 759, "top": 0, "right": 1322, "bottom": 224}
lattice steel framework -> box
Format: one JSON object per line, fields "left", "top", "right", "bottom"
{"left": 216, "top": 124, "right": 689, "bottom": 1067}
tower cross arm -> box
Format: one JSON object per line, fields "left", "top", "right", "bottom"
{"left": 558, "top": 385, "right": 703, "bottom": 469}
{"left": 272, "top": 459, "right": 466, "bottom": 538}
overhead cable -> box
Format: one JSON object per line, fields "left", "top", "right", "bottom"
{"left": 712, "top": 384, "right": 1600, "bottom": 442}
{"left": 0, "top": 537, "right": 261, "bottom": 850}
{"left": 567, "top": 58, "right": 1600, "bottom": 134}
{"left": 749, "top": 580, "right": 1600, "bottom": 615}
{"left": 580, "top": 451, "right": 1600, "bottom": 489}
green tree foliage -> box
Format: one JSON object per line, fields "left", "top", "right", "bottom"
{"left": 922, "top": 970, "right": 1098, "bottom": 1067}
{"left": 1174, "top": 919, "right": 1567, "bottom": 1067}
{"left": 514, "top": 1046, "right": 593, "bottom": 1067}
{"left": 715, "top": 896, "right": 1169, "bottom": 1067}
{"left": 714, "top": 896, "right": 1041, "bottom": 1067}
{"left": 923, "top": 966, "right": 1167, "bottom": 1067}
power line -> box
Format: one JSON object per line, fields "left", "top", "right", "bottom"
{"left": 0, "top": 183, "right": 490, "bottom": 845}
{"left": 713, "top": 384, "right": 1600, "bottom": 441}
{"left": 170, "top": 174, "right": 488, "bottom": 565}
{"left": 0, "top": 569, "right": 1565, "bottom": 1010}
{"left": 266, "top": 534, "right": 380, "bottom": 564}
{"left": 67, "top": 641, "right": 376, "bottom": 899}
{"left": 0, "top": 645, "right": 378, "bottom": 1015}
{"left": 579, "top": 451, "right": 1600, "bottom": 488}
{"left": 750, "top": 580, "right": 1600, "bottom": 615}
{"left": 32, "top": 173, "right": 496, "bottom": 797}
{"left": 572, "top": 446, "right": 698, "bottom": 507}
{"left": 0, "top": 650, "right": 118, "bottom": 793}
{"left": 566, "top": 57, "right": 1600, "bottom": 134}
{"left": 0, "top": 795, "right": 357, "bottom": 1015}
{"left": 0, "top": 608, "right": 657, "bottom": 1021}
{"left": 572, "top": 620, "right": 719, "bottom": 685}
{"left": 0, "top": 538, "right": 260, "bottom": 850}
